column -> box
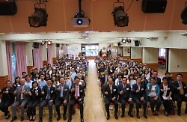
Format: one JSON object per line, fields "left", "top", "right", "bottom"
{"left": 168, "top": 49, "right": 187, "bottom": 83}
{"left": 42, "top": 43, "right": 48, "bottom": 65}
{"left": 131, "top": 47, "right": 142, "bottom": 63}
{"left": 142, "top": 47, "right": 159, "bottom": 71}
{"left": 123, "top": 47, "right": 130, "bottom": 59}
{"left": 0, "top": 41, "right": 8, "bottom": 89}
{"left": 25, "top": 42, "right": 34, "bottom": 74}
{"left": 52, "top": 43, "right": 57, "bottom": 64}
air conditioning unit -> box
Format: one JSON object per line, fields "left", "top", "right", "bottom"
{"left": 71, "top": 18, "right": 90, "bottom": 27}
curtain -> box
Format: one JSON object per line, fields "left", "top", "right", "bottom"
{"left": 33, "top": 45, "right": 43, "bottom": 69}
{"left": 6, "top": 42, "right": 13, "bottom": 82}
{"left": 56, "top": 46, "right": 59, "bottom": 59}
{"left": 47, "top": 44, "right": 52, "bottom": 65}
{"left": 15, "top": 42, "right": 27, "bottom": 77}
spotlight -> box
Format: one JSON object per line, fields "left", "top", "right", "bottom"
{"left": 121, "top": 38, "right": 126, "bottom": 43}
{"left": 28, "top": 8, "right": 48, "bottom": 27}
{"left": 77, "top": 19, "right": 83, "bottom": 25}
{"left": 113, "top": 6, "right": 129, "bottom": 27}
{"left": 47, "top": 40, "right": 52, "bottom": 45}
{"left": 181, "top": 6, "right": 187, "bottom": 24}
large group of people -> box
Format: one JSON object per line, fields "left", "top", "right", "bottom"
{"left": 96, "top": 56, "right": 187, "bottom": 120}
{"left": 0, "top": 56, "right": 88, "bottom": 122}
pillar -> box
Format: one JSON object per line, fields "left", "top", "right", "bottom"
{"left": 168, "top": 49, "right": 187, "bottom": 83}
{"left": 142, "top": 47, "right": 159, "bottom": 71}
{"left": 42, "top": 43, "right": 48, "bottom": 65}
{"left": 0, "top": 41, "right": 8, "bottom": 89}
{"left": 130, "top": 47, "right": 142, "bottom": 63}
{"left": 26, "top": 42, "right": 34, "bottom": 74}
{"left": 52, "top": 43, "right": 57, "bottom": 64}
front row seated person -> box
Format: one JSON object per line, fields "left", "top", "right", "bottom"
{"left": 39, "top": 79, "right": 55, "bottom": 122}
{"left": 147, "top": 77, "right": 161, "bottom": 116}
{"left": 160, "top": 77, "right": 172, "bottom": 116}
{"left": 68, "top": 76, "right": 85, "bottom": 122}
{"left": 103, "top": 77, "right": 118, "bottom": 120}
{"left": 132, "top": 77, "right": 147, "bottom": 119}
{"left": 118, "top": 77, "right": 134, "bottom": 118}
{"left": 172, "top": 74, "right": 187, "bottom": 116}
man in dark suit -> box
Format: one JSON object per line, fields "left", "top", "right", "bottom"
{"left": 0, "top": 80, "right": 15, "bottom": 119}
{"left": 11, "top": 78, "right": 30, "bottom": 122}
{"left": 153, "top": 71, "right": 161, "bottom": 86}
{"left": 118, "top": 77, "right": 134, "bottom": 118}
{"left": 103, "top": 77, "right": 118, "bottom": 120}
{"left": 68, "top": 76, "right": 85, "bottom": 122}
{"left": 172, "top": 74, "right": 187, "bottom": 116}
{"left": 55, "top": 77, "right": 69, "bottom": 121}
{"left": 39, "top": 79, "right": 55, "bottom": 122}
{"left": 132, "top": 77, "right": 147, "bottom": 119}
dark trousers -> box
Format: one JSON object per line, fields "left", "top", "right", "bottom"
{"left": 119, "top": 99, "right": 134, "bottom": 115}
{"left": 0, "top": 100, "right": 13, "bottom": 116}
{"left": 147, "top": 96, "right": 161, "bottom": 112}
{"left": 28, "top": 100, "right": 40, "bottom": 116}
{"left": 69, "top": 99, "right": 84, "bottom": 120}
{"left": 105, "top": 99, "right": 118, "bottom": 116}
{"left": 55, "top": 98, "right": 68, "bottom": 117}
{"left": 173, "top": 95, "right": 187, "bottom": 113}
{"left": 11, "top": 100, "right": 28, "bottom": 117}
{"left": 133, "top": 97, "right": 147, "bottom": 114}
{"left": 39, "top": 100, "right": 53, "bottom": 119}
{"left": 162, "top": 99, "right": 172, "bottom": 113}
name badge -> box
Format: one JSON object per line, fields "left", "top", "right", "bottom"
{"left": 126, "top": 88, "right": 129, "bottom": 90}
{"left": 113, "top": 89, "right": 116, "bottom": 91}
{"left": 51, "top": 91, "right": 53, "bottom": 93}
{"left": 141, "top": 88, "right": 144, "bottom": 91}
{"left": 64, "top": 89, "right": 67, "bottom": 91}
{"left": 80, "top": 90, "right": 83, "bottom": 92}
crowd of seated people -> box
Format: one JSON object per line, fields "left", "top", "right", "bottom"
{"left": 0, "top": 56, "right": 88, "bottom": 122}
{"left": 96, "top": 56, "right": 187, "bottom": 120}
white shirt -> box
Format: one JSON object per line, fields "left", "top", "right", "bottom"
{"left": 25, "top": 80, "right": 33, "bottom": 88}
{"left": 149, "top": 85, "right": 156, "bottom": 97}
{"left": 162, "top": 85, "right": 172, "bottom": 100}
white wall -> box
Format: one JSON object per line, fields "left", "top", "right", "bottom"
{"left": 142, "top": 47, "right": 158, "bottom": 63}
{"left": 168, "top": 49, "right": 187, "bottom": 72}
{"left": 0, "top": 41, "right": 8, "bottom": 76}
{"left": 26, "top": 42, "right": 33, "bottom": 66}
{"left": 131, "top": 47, "right": 142, "bottom": 59}
{"left": 67, "top": 44, "right": 81, "bottom": 57}
{"left": 52, "top": 43, "right": 56, "bottom": 58}
{"left": 41, "top": 43, "right": 47, "bottom": 61}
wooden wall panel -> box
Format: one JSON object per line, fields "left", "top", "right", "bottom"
{"left": 43, "top": 60, "right": 48, "bottom": 65}
{"left": 146, "top": 63, "right": 158, "bottom": 72}
{"left": 123, "top": 56, "right": 130, "bottom": 59}
{"left": 27, "top": 66, "right": 34, "bottom": 75}
{"left": 86, "top": 56, "right": 96, "bottom": 59}
{"left": 170, "top": 72, "right": 187, "bottom": 84}
{"left": 0, "top": 75, "right": 8, "bottom": 89}
{"left": 132, "top": 59, "right": 142, "bottom": 64}
{"left": 52, "top": 58, "right": 57, "bottom": 64}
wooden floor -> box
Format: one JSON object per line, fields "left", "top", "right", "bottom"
{"left": 1, "top": 60, "right": 187, "bottom": 122}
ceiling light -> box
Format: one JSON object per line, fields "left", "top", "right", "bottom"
{"left": 47, "top": 40, "right": 52, "bottom": 45}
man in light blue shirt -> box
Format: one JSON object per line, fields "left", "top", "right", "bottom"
{"left": 65, "top": 74, "right": 72, "bottom": 89}
{"left": 70, "top": 68, "right": 76, "bottom": 80}
{"left": 25, "top": 75, "right": 33, "bottom": 88}
{"left": 38, "top": 74, "right": 47, "bottom": 90}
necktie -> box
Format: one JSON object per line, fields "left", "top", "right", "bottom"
{"left": 179, "top": 83, "right": 184, "bottom": 95}
{"left": 60, "top": 86, "right": 64, "bottom": 97}
{"left": 47, "top": 87, "right": 50, "bottom": 100}
{"left": 110, "top": 85, "right": 112, "bottom": 94}
{"left": 75, "top": 86, "right": 79, "bottom": 99}
{"left": 19, "top": 86, "right": 23, "bottom": 100}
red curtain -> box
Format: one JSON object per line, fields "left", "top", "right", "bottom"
{"left": 6, "top": 42, "right": 13, "bottom": 82}
{"left": 47, "top": 44, "right": 52, "bottom": 65}
{"left": 15, "top": 42, "right": 27, "bottom": 77}
{"left": 33, "top": 44, "right": 43, "bottom": 69}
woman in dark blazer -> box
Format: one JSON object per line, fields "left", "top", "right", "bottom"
{"left": 160, "top": 77, "right": 173, "bottom": 116}
{"left": 28, "top": 81, "right": 41, "bottom": 121}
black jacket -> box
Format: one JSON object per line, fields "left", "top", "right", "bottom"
{"left": 132, "top": 83, "right": 146, "bottom": 99}
{"left": 0, "top": 87, "right": 15, "bottom": 102}
{"left": 118, "top": 84, "right": 132, "bottom": 100}
{"left": 103, "top": 84, "right": 118, "bottom": 101}
{"left": 55, "top": 84, "right": 69, "bottom": 101}
{"left": 69, "top": 84, "right": 85, "bottom": 101}
{"left": 172, "top": 81, "right": 187, "bottom": 96}
{"left": 29, "top": 87, "right": 41, "bottom": 101}
{"left": 41, "top": 85, "right": 56, "bottom": 101}
{"left": 160, "top": 84, "right": 173, "bottom": 99}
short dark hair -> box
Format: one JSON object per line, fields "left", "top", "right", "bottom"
{"left": 74, "top": 76, "right": 80, "bottom": 80}
{"left": 162, "top": 77, "right": 168, "bottom": 81}
{"left": 177, "top": 74, "right": 183, "bottom": 77}
{"left": 22, "top": 72, "right": 26, "bottom": 74}
{"left": 165, "top": 72, "right": 170, "bottom": 75}
{"left": 6, "top": 80, "right": 11, "bottom": 84}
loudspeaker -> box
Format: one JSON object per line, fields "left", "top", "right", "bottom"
{"left": 56, "top": 44, "right": 60, "bottom": 47}
{"left": 181, "top": 7, "right": 187, "bottom": 24}
{"left": 118, "top": 42, "right": 122, "bottom": 47}
{"left": 0, "top": 0, "right": 17, "bottom": 15}
{"left": 134, "top": 40, "right": 140, "bottom": 46}
{"left": 33, "top": 43, "right": 39, "bottom": 48}
{"left": 142, "top": 0, "right": 167, "bottom": 13}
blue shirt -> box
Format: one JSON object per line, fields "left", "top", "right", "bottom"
{"left": 25, "top": 80, "right": 33, "bottom": 88}
{"left": 39, "top": 80, "right": 47, "bottom": 90}
{"left": 60, "top": 85, "right": 64, "bottom": 97}
{"left": 66, "top": 79, "right": 72, "bottom": 89}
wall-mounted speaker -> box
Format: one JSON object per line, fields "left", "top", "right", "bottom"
{"left": 118, "top": 42, "right": 122, "bottom": 47}
{"left": 0, "top": 0, "right": 17, "bottom": 15}
{"left": 56, "top": 44, "right": 60, "bottom": 47}
{"left": 142, "top": 0, "right": 167, "bottom": 13}
{"left": 134, "top": 40, "right": 140, "bottom": 46}
{"left": 33, "top": 42, "right": 39, "bottom": 48}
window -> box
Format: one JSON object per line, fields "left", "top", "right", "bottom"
{"left": 159, "top": 48, "right": 166, "bottom": 57}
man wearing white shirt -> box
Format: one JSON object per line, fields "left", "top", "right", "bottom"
{"left": 25, "top": 75, "right": 33, "bottom": 89}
